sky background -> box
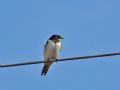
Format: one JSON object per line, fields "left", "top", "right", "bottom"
{"left": 0, "top": 0, "right": 120, "bottom": 90}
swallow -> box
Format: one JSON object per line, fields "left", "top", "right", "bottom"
{"left": 41, "top": 34, "right": 64, "bottom": 76}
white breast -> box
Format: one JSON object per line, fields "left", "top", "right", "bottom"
{"left": 53, "top": 42, "right": 61, "bottom": 59}
{"left": 44, "top": 40, "right": 61, "bottom": 61}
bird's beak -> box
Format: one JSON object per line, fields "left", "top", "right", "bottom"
{"left": 61, "top": 37, "right": 64, "bottom": 39}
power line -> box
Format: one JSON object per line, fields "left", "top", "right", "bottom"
{"left": 0, "top": 52, "right": 120, "bottom": 68}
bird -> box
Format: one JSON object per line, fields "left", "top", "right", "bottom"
{"left": 41, "top": 34, "right": 64, "bottom": 76}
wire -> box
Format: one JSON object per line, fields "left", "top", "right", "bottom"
{"left": 0, "top": 52, "right": 120, "bottom": 68}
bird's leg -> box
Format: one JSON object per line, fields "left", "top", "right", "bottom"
{"left": 45, "top": 59, "right": 51, "bottom": 63}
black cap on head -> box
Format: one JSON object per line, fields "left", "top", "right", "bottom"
{"left": 49, "top": 34, "right": 64, "bottom": 40}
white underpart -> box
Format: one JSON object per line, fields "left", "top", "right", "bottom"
{"left": 44, "top": 40, "right": 61, "bottom": 61}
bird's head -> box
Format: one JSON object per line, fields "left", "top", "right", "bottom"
{"left": 49, "top": 34, "right": 64, "bottom": 43}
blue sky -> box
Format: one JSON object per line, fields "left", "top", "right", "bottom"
{"left": 0, "top": 0, "right": 120, "bottom": 90}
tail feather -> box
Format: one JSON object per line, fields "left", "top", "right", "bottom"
{"left": 41, "top": 65, "right": 50, "bottom": 76}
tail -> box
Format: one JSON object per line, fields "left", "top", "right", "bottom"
{"left": 41, "top": 65, "right": 50, "bottom": 76}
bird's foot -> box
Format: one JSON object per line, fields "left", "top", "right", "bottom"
{"left": 55, "top": 59, "right": 58, "bottom": 63}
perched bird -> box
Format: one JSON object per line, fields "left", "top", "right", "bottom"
{"left": 41, "top": 34, "right": 64, "bottom": 76}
